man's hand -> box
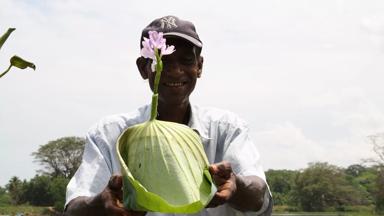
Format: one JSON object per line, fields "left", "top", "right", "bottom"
{"left": 207, "top": 161, "right": 237, "bottom": 208}
{"left": 207, "top": 161, "right": 268, "bottom": 212}
{"left": 65, "top": 175, "right": 146, "bottom": 216}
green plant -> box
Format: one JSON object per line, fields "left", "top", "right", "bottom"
{"left": 0, "top": 28, "right": 35, "bottom": 79}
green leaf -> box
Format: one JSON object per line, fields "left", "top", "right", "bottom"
{"left": 0, "top": 28, "right": 15, "bottom": 51}
{"left": 117, "top": 120, "right": 216, "bottom": 213}
{"left": 10, "top": 55, "right": 36, "bottom": 70}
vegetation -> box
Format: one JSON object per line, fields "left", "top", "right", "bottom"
{"left": 0, "top": 136, "right": 84, "bottom": 214}
{"left": 32, "top": 136, "right": 85, "bottom": 178}
{"left": 0, "top": 133, "right": 383, "bottom": 215}
{"left": 0, "top": 205, "right": 49, "bottom": 215}
{"left": 266, "top": 163, "right": 384, "bottom": 214}
{"left": 0, "top": 28, "right": 36, "bottom": 79}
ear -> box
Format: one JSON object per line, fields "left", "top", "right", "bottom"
{"left": 197, "top": 56, "right": 204, "bottom": 78}
{"left": 136, "top": 57, "right": 149, "bottom": 80}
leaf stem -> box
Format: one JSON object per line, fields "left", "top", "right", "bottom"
{"left": 0, "top": 64, "right": 12, "bottom": 79}
{"left": 150, "top": 48, "right": 163, "bottom": 120}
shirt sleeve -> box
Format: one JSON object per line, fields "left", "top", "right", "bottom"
{"left": 65, "top": 129, "right": 112, "bottom": 207}
{"left": 222, "top": 121, "right": 266, "bottom": 180}
{"left": 222, "top": 120, "right": 273, "bottom": 216}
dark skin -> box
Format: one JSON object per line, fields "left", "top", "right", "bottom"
{"left": 64, "top": 38, "right": 267, "bottom": 215}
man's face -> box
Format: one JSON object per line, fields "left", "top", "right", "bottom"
{"left": 140, "top": 37, "right": 203, "bottom": 106}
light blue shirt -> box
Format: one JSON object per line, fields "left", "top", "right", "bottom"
{"left": 66, "top": 104, "right": 272, "bottom": 215}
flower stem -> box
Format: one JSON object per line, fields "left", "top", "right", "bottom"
{"left": 150, "top": 94, "right": 158, "bottom": 120}
{"left": 0, "top": 64, "right": 12, "bottom": 79}
{"left": 150, "top": 48, "right": 163, "bottom": 121}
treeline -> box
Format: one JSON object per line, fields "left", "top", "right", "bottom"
{"left": 0, "top": 175, "right": 69, "bottom": 211}
{"left": 266, "top": 162, "right": 384, "bottom": 213}
{"left": 1, "top": 135, "right": 384, "bottom": 214}
{"left": 0, "top": 137, "right": 85, "bottom": 212}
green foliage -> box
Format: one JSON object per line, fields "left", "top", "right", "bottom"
{"left": 0, "top": 186, "right": 11, "bottom": 206}
{"left": 346, "top": 164, "right": 377, "bottom": 205}
{"left": 346, "top": 164, "right": 367, "bottom": 177}
{"left": 0, "top": 205, "right": 49, "bottom": 215}
{"left": 292, "top": 162, "right": 366, "bottom": 211}
{"left": 376, "top": 167, "right": 384, "bottom": 213}
{"left": 10, "top": 174, "right": 69, "bottom": 211}
{"left": 366, "top": 133, "right": 384, "bottom": 213}
{"left": 0, "top": 28, "right": 15, "bottom": 50}
{"left": 10, "top": 55, "right": 36, "bottom": 70}
{"left": 265, "top": 169, "right": 298, "bottom": 205}
{"left": 48, "top": 176, "right": 69, "bottom": 211}
{"left": 32, "top": 136, "right": 85, "bottom": 178}
{"left": 23, "top": 175, "right": 54, "bottom": 206}
{"left": 5, "top": 176, "right": 26, "bottom": 205}
{"left": 0, "top": 28, "right": 36, "bottom": 79}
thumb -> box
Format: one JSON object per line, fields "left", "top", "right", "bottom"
{"left": 209, "top": 164, "right": 218, "bottom": 175}
{"left": 210, "top": 162, "right": 232, "bottom": 178}
{"left": 108, "top": 175, "right": 123, "bottom": 191}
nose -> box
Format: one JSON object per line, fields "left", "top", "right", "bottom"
{"left": 162, "top": 61, "right": 183, "bottom": 77}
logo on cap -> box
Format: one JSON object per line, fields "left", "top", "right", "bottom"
{"left": 160, "top": 16, "right": 178, "bottom": 29}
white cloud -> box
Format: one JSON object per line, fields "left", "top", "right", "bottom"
{"left": 254, "top": 122, "right": 326, "bottom": 170}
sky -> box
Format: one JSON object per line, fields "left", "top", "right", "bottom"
{"left": 1, "top": 0, "right": 384, "bottom": 186}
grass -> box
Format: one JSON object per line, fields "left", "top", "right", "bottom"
{"left": 273, "top": 205, "right": 384, "bottom": 216}
{"left": 0, "top": 205, "right": 383, "bottom": 216}
{"left": 0, "top": 205, "right": 54, "bottom": 216}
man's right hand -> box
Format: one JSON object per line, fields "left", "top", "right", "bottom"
{"left": 65, "top": 175, "right": 146, "bottom": 216}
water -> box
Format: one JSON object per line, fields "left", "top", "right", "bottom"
{"left": 272, "top": 212, "right": 373, "bottom": 216}
{"left": 273, "top": 214, "right": 346, "bottom": 216}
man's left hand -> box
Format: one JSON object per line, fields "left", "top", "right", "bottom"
{"left": 207, "top": 161, "right": 237, "bottom": 208}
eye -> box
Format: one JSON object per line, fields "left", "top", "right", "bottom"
{"left": 181, "top": 56, "right": 195, "bottom": 65}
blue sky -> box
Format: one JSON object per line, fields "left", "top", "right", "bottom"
{"left": 1, "top": 0, "right": 384, "bottom": 186}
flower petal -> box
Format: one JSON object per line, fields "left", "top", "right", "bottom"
{"left": 161, "top": 45, "right": 175, "bottom": 56}
{"left": 141, "top": 47, "right": 154, "bottom": 59}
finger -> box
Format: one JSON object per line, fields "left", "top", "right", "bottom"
{"left": 215, "top": 188, "right": 232, "bottom": 201}
{"left": 212, "top": 174, "right": 228, "bottom": 186}
{"left": 209, "top": 164, "right": 218, "bottom": 175}
{"left": 108, "top": 175, "right": 124, "bottom": 202}
{"left": 108, "top": 175, "right": 123, "bottom": 191}
{"left": 130, "top": 210, "right": 147, "bottom": 216}
{"left": 207, "top": 194, "right": 226, "bottom": 208}
{"left": 206, "top": 196, "right": 221, "bottom": 208}
{"left": 209, "top": 162, "right": 232, "bottom": 178}
{"left": 215, "top": 162, "right": 232, "bottom": 178}
{"left": 105, "top": 202, "right": 130, "bottom": 216}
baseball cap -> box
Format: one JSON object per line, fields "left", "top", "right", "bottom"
{"left": 140, "top": 15, "right": 202, "bottom": 48}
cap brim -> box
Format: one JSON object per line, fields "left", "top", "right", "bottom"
{"left": 164, "top": 32, "right": 202, "bottom": 48}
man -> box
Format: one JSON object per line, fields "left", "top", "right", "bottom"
{"left": 64, "top": 15, "right": 272, "bottom": 216}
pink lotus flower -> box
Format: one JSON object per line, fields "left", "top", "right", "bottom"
{"left": 141, "top": 31, "right": 175, "bottom": 72}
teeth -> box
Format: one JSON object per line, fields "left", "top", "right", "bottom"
{"left": 165, "top": 82, "right": 184, "bottom": 87}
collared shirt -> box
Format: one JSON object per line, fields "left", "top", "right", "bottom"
{"left": 65, "top": 104, "right": 272, "bottom": 216}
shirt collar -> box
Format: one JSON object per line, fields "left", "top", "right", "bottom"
{"left": 188, "top": 104, "right": 210, "bottom": 140}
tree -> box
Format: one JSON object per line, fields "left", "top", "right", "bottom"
{"left": 377, "top": 168, "right": 384, "bottom": 212}
{"left": 345, "top": 164, "right": 376, "bottom": 205}
{"left": 48, "top": 176, "right": 70, "bottom": 211}
{"left": 5, "top": 176, "right": 25, "bottom": 205}
{"left": 292, "top": 162, "right": 364, "bottom": 211}
{"left": 0, "top": 186, "right": 11, "bottom": 206}
{"left": 265, "top": 169, "right": 298, "bottom": 205}
{"left": 23, "top": 175, "right": 54, "bottom": 206}
{"left": 345, "top": 164, "right": 367, "bottom": 177}
{"left": 32, "top": 136, "right": 85, "bottom": 178}
{"left": 367, "top": 133, "right": 384, "bottom": 166}
{"left": 366, "top": 133, "right": 384, "bottom": 212}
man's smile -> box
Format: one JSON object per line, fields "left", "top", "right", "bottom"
{"left": 163, "top": 81, "right": 188, "bottom": 87}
